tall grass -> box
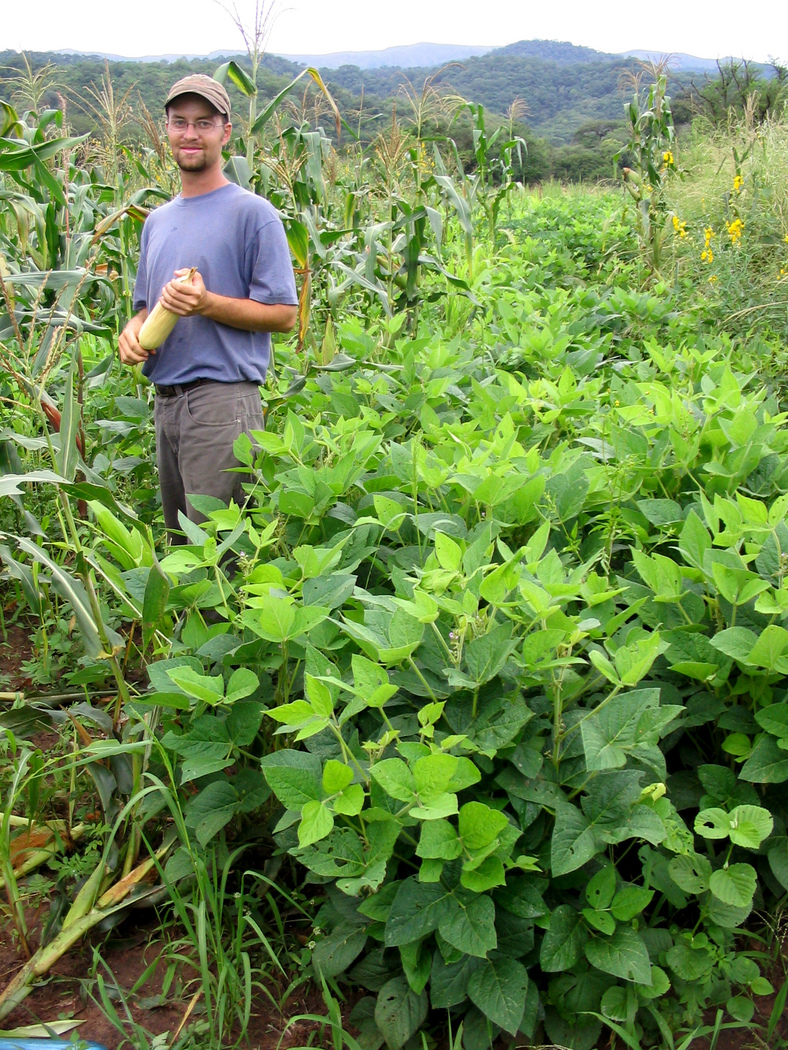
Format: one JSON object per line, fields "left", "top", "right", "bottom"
{"left": 663, "top": 107, "right": 788, "bottom": 342}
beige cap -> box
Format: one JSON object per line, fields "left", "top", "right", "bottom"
{"left": 165, "top": 75, "right": 231, "bottom": 118}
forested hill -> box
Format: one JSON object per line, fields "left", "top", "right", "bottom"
{"left": 2, "top": 39, "right": 691, "bottom": 144}
{"left": 494, "top": 40, "right": 617, "bottom": 63}
{"left": 318, "top": 43, "right": 665, "bottom": 143}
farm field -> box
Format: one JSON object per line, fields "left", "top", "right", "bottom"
{"left": 2, "top": 60, "right": 788, "bottom": 1050}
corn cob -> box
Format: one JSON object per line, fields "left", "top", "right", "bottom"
{"left": 138, "top": 267, "right": 197, "bottom": 350}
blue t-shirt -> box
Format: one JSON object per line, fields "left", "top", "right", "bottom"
{"left": 133, "top": 182, "right": 298, "bottom": 385}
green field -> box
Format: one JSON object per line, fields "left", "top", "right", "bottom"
{"left": 2, "top": 62, "right": 788, "bottom": 1050}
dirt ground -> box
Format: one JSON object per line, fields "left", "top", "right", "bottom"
{"left": 0, "top": 916, "right": 349, "bottom": 1049}
{"left": 0, "top": 624, "right": 344, "bottom": 1049}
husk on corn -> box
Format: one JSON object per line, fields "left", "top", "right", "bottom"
{"left": 138, "top": 267, "right": 197, "bottom": 350}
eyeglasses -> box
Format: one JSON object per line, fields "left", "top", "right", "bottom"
{"left": 166, "top": 118, "right": 226, "bottom": 134}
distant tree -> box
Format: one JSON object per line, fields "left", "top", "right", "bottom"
{"left": 687, "top": 59, "right": 788, "bottom": 123}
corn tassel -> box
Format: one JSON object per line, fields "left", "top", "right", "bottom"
{"left": 138, "top": 267, "right": 196, "bottom": 350}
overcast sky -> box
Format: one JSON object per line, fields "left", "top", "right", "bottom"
{"left": 2, "top": 0, "right": 783, "bottom": 64}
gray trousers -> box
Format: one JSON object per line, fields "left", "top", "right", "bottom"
{"left": 154, "top": 380, "right": 264, "bottom": 542}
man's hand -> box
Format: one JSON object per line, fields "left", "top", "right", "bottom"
{"left": 157, "top": 268, "right": 297, "bottom": 333}
{"left": 160, "top": 268, "right": 207, "bottom": 317}
{"left": 118, "top": 310, "right": 150, "bottom": 366}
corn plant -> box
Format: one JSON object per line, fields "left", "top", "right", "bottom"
{"left": 615, "top": 70, "right": 676, "bottom": 273}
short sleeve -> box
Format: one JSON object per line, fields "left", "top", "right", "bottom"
{"left": 248, "top": 218, "right": 298, "bottom": 306}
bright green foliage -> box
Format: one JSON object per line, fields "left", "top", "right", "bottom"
{"left": 4, "top": 82, "right": 788, "bottom": 1050}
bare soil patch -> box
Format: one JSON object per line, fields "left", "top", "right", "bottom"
{"left": 0, "top": 912, "right": 353, "bottom": 1049}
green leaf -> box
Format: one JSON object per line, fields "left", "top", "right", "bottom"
{"left": 755, "top": 704, "right": 788, "bottom": 738}
{"left": 213, "top": 59, "right": 257, "bottom": 96}
{"left": 334, "top": 783, "right": 365, "bottom": 816}
{"left": 400, "top": 939, "right": 431, "bottom": 995}
{"left": 312, "top": 927, "right": 367, "bottom": 979}
{"left": 226, "top": 701, "right": 264, "bottom": 747}
{"left": 184, "top": 781, "right": 238, "bottom": 846}
{"left": 467, "top": 957, "right": 530, "bottom": 1035}
{"left": 417, "top": 820, "right": 462, "bottom": 860}
{"left": 298, "top": 799, "right": 334, "bottom": 847}
{"left": 711, "top": 627, "right": 759, "bottom": 661}
{"left": 666, "top": 941, "right": 714, "bottom": 981}
{"left": 225, "top": 667, "right": 259, "bottom": 703}
{"left": 55, "top": 363, "right": 81, "bottom": 482}
{"left": 458, "top": 802, "right": 509, "bottom": 851}
{"left": 323, "top": 759, "right": 354, "bottom": 795}
{"left": 370, "top": 758, "right": 417, "bottom": 802}
{"left": 438, "top": 894, "right": 497, "bottom": 958}
{"left": 768, "top": 840, "right": 788, "bottom": 891}
{"left": 582, "top": 908, "right": 616, "bottom": 935}
{"left": 374, "top": 976, "right": 428, "bottom": 1050}
{"left": 637, "top": 498, "right": 683, "bottom": 525}
{"left": 434, "top": 531, "right": 462, "bottom": 571}
{"left": 385, "top": 879, "right": 454, "bottom": 946}
{"left": 540, "top": 904, "right": 585, "bottom": 971}
{"left": 263, "top": 765, "right": 321, "bottom": 810}
{"left": 167, "top": 667, "right": 225, "bottom": 705}
{"left": 740, "top": 735, "right": 788, "bottom": 783}
{"left": 600, "top": 985, "right": 633, "bottom": 1021}
{"left": 551, "top": 800, "right": 600, "bottom": 876}
{"left": 668, "top": 852, "right": 712, "bottom": 894}
{"left": 14, "top": 536, "right": 122, "bottom": 658}
{"left": 250, "top": 67, "right": 341, "bottom": 137}
{"left": 679, "top": 510, "right": 710, "bottom": 569}
{"left": 694, "top": 808, "right": 731, "bottom": 840}
{"left": 460, "top": 855, "right": 506, "bottom": 892}
{"left": 709, "top": 863, "right": 757, "bottom": 907}
{"left": 412, "top": 753, "right": 458, "bottom": 800}
{"left": 464, "top": 623, "right": 516, "bottom": 685}
{"left": 580, "top": 688, "right": 664, "bottom": 770}
{"left": 586, "top": 865, "right": 616, "bottom": 910}
{"left": 728, "top": 804, "right": 773, "bottom": 849}
{"left": 747, "top": 625, "right": 788, "bottom": 670}
{"left": 584, "top": 926, "right": 652, "bottom": 985}
{"left": 242, "top": 595, "right": 296, "bottom": 641}
{"left": 141, "top": 561, "right": 170, "bottom": 645}
{"left": 430, "top": 952, "right": 481, "bottom": 1008}
{"left": 610, "top": 885, "right": 654, "bottom": 921}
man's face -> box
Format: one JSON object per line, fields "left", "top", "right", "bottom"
{"left": 166, "top": 95, "right": 231, "bottom": 174}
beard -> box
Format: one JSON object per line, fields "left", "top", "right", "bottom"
{"left": 174, "top": 147, "right": 207, "bottom": 172}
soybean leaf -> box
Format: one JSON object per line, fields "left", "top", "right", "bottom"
{"left": 467, "top": 957, "right": 530, "bottom": 1035}
{"left": 708, "top": 863, "right": 757, "bottom": 907}
{"left": 385, "top": 878, "right": 455, "bottom": 946}
{"left": 584, "top": 926, "right": 652, "bottom": 984}
{"left": 540, "top": 904, "right": 585, "bottom": 971}
{"left": 438, "top": 893, "right": 497, "bottom": 958}
{"left": 374, "top": 976, "right": 428, "bottom": 1050}
{"left": 312, "top": 928, "right": 367, "bottom": 978}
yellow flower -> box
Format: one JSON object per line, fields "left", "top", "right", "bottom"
{"left": 704, "top": 227, "right": 715, "bottom": 247}
{"left": 662, "top": 149, "right": 674, "bottom": 168}
{"left": 709, "top": 274, "right": 718, "bottom": 284}
{"left": 672, "top": 214, "right": 687, "bottom": 238}
{"left": 733, "top": 174, "right": 743, "bottom": 192}
{"left": 701, "top": 248, "right": 714, "bottom": 263}
{"left": 726, "top": 217, "right": 744, "bottom": 245}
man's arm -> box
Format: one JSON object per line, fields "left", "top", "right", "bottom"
{"left": 160, "top": 269, "right": 297, "bottom": 333}
{"left": 118, "top": 309, "right": 150, "bottom": 366}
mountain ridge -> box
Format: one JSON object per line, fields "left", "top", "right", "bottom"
{"left": 48, "top": 39, "right": 744, "bottom": 73}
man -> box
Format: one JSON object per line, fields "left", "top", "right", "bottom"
{"left": 118, "top": 74, "right": 298, "bottom": 542}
